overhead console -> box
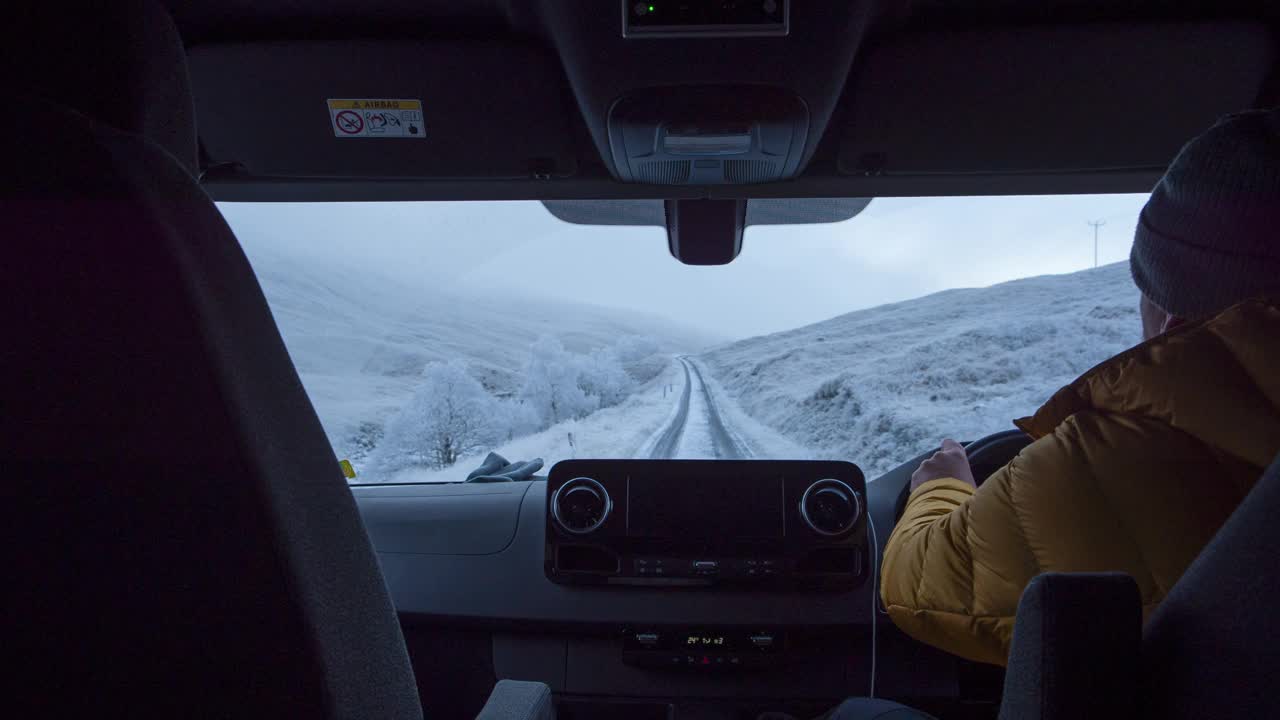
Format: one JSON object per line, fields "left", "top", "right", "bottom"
{"left": 537, "top": 0, "right": 872, "bottom": 183}
{"left": 622, "top": 0, "right": 789, "bottom": 38}
{"left": 608, "top": 86, "right": 809, "bottom": 185}
{"left": 545, "top": 460, "right": 869, "bottom": 590}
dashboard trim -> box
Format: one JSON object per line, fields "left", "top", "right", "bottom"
{"left": 357, "top": 479, "right": 894, "bottom": 628}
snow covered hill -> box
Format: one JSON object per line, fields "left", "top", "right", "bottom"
{"left": 701, "top": 262, "right": 1142, "bottom": 478}
{"left": 240, "top": 241, "right": 715, "bottom": 464}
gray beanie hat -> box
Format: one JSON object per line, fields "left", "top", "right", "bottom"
{"left": 1131, "top": 108, "right": 1280, "bottom": 319}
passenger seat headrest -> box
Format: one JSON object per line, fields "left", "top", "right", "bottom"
{"left": 8, "top": 0, "right": 198, "bottom": 174}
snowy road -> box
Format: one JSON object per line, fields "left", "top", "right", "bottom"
{"left": 644, "top": 357, "right": 751, "bottom": 460}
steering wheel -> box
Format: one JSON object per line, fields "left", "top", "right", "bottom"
{"left": 892, "top": 429, "right": 1032, "bottom": 522}
{"left": 964, "top": 429, "right": 1033, "bottom": 487}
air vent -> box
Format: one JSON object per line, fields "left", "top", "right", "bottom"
{"left": 800, "top": 478, "right": 862, "bottom": 537}
{"left": 556, "top": 545, "right": 620, "bottom": 574}
{"left": 636, "top": 160, "right": 692, "bottom": 184}
{"left": 551, "top": 477, "right": 612, "bottom": 534}
{"left": 723, "top": 159, "right": 780, "bottom": 184}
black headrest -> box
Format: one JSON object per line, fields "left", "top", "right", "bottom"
{"left": 9, "top": 0, "right": 198, "bottom": 173}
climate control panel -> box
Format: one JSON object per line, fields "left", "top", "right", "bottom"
{"left": 622, "top": 627, "right": 784, "bottom": 670}
{"left": 545, "top": 459, "right": 868, "bottom": 590}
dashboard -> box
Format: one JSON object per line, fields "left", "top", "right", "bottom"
{"left": 352, "top": 454, "right": 1001, "bottom": 715}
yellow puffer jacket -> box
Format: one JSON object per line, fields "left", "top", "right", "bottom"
{"left": 880, "top": 298, "right": 1280, "bottom": 666}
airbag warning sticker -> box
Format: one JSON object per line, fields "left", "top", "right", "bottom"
{"left": 327, "top": 99, "right": 424, "bottom": 139}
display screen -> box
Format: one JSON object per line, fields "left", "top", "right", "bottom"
{"left": 685, "top": 633, "right": 729, "bottom": 649}
{"left": 626, "top": 0, "right": 787, "bottom": 30}
{"left": 627, "top": 475, "right": 784, "bottom": 539}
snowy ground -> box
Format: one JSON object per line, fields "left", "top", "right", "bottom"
{"left": 702, "top": 262, "right": 1142, "bottom": 478}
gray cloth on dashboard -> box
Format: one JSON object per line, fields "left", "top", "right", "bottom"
{"left": 467, "top": 452, "right": 545, "bottom": 483}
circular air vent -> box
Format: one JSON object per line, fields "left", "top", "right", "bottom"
{"left": 799, "top": 479, "right": 862, "bottom": 537}
{"left": 551, "top": 477, "right": 612, "bottom": 535}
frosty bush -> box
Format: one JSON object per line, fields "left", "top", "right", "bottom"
{"left": 371, "top": 360, "right": 504, "bottom": 473}
{"left": 345, "top": 421, "right": 384, "bottom": 462}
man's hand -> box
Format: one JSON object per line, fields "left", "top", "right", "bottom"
{"left": 910, "top": 438, "right": 977, "bottom": 492}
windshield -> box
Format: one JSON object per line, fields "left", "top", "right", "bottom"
{"left": 223, "top": 195, "right": 1147, "bottom": 483}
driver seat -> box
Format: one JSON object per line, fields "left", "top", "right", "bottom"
{"left": 2, "top": 2, "right": 549, "bottom": 718}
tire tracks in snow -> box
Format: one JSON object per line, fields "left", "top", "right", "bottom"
{"left": 646, "top": 358, "right": 692, "bottom": 459}
{"left": 644, "top": 356, "right": 750, "bottom": 460}
{"left": 686, "top": 358, "right": 751, "bottom": 459}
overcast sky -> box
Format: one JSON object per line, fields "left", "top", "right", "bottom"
{"left": 221, "top": 193, "right": 1148, "bottom": 340}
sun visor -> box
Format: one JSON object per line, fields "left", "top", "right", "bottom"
{"left": 542, "top": 198, "right": 872, "bottom": 226}
{"left": 838, "top": 22, "right": 1274, "bottom": 177}
{"left": 189, "top": 42, "right": 578, "bottom": 180}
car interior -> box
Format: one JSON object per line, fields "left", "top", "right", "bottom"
{"left": 6, "top": 1, "right": 1279, "bottom": 719}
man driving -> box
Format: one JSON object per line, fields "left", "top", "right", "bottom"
{"left": 881, "top": 108, "right": 1280, "bottom": 665}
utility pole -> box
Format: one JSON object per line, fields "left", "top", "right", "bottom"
{"left": 1087, "top": 220, "right": 1106, "bottom": 268}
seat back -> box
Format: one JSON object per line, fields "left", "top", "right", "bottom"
{"left": 998, "top": 573, "right": 1141, "bottom": 720}
{"left": 998, "top": 452, "right": 1280, "bottom": 719}
{"left": 1141, "top": 451, "right": 1280, "bottom": 718}
{"left": 2, "top": 2, "right": 422, "bottom": 717}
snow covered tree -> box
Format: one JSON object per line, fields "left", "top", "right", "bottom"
{"left": 372, "top": 360, "right": 503, "bottom": 474}
{"left": 577, "top": 347, "right": 632, "bottom": 408}
{"left": 494, "top": 397, "right": 541, "bottom": 441}
{"left": 519, "top": 336, "right": 597, "bottom": 427}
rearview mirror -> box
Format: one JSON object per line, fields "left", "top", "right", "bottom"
{"left": 664, "top": 199, "right": 746, "bottom": 266}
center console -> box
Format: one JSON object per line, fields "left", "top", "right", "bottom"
{"left": 545, "top": 460, "right": 869, "bottom": 591}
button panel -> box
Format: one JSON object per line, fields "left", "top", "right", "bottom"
{"left": 622, "top": 627, "right": 783, "bottom": 671}
{"left": 627, "top": 556, "right": 787, "bottom": 582}
{"left": 624, "top": 651, "right": 778, "bottom": 670}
